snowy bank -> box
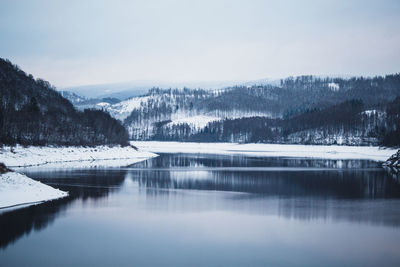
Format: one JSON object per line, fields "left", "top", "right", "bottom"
{"left": 134, "top": 141, "right": 397, "bottom": 162}
{"left": 0, "top": 145, "right": 158, "bottom": 168}
{"left": 0, "top": 171, "right": 68, "bottom": 209}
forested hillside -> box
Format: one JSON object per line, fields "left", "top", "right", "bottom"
{"left": 112, "top": 74, "right": 400, "bottom": 145}
{"left": 152, "top": 98, "right": 399, "bottom": 146}
{"left": 149, "top": 98, "right": 399, "bottom": 146}
{"left": 58, "top": 66, "right": 400, "bottom": 146}
{"left": 0, "top": 58, "right": 129, "bottom": 146}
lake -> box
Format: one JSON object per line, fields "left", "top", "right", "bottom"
{"left": 1, "top": 153, "right": 400, "bottom": 266}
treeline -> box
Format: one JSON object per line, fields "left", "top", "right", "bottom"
{"left": 382, "top": 97, "right": 400, "bottom": 146}
{"left": 280, "top": 75, "right": 400, "bottom": 110}
{"left": 150, "top": 98, "right": 399, "bottom": 146}
{"left": 123, "top": 73, "right": 400, "bottom": 142}
{"left": 0, "top": 58, "right": 129, "bottom": 146}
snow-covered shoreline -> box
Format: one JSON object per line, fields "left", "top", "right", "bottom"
{"left": 0, "top": 171, "right": 68, "bottom": 209}
{"left": 134, "top": 141, "right": 397, "bottom": 162}
{"left": 0, "top": 141, "right": 395, "bottom": 210}
{"left": 0, "top": 145, "right": 158, "bottom": 209}
{"left": 0, "top": 145, "right": 158, "bottom": 168}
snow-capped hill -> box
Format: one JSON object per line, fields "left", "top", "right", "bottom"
{"left": 120, "top": 87, "right": 280, "bottom": 140}
{"left": 96, "top": 102, "right": 111, "bottom": 108}
{"left": 60, "top": 73, "right": 400, "bottom": 145}
{"left": 103, "top": 96, "right": 151, "bottom": 121}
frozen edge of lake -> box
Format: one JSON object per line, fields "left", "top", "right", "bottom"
{"left": 134, "top": 141, "right": 397, "bottom": 162}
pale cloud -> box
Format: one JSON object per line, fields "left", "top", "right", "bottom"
{"left": 1, "top": 0, "right": 399, "bottom": 87}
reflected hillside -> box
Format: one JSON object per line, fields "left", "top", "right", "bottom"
{"left": 0, "top": 169, "right": 127, "bottom": 250}
{"left": 129, "top": 154, "right": 400, "bottom": 199}
{"left": 23, "top": 169, "right": 128, "bottom": 200}
{"left": 132, "top": 153, "right": 381, "bottom": 169}
{"left": 2, "top": 154, "right": 400, "bottom": 251}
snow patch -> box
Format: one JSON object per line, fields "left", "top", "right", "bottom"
{"left": 168, "top": 115, "right": 220, "bottom": 129}
{"left": 0, "top": 145, "right": 158, "bottom": 168}
{"left": 361, "top": 109, "right": 386, "bottom": 117}
{"left": 0, "top": 171, "right": 68, "bottom": 209}
{"left": 107, "top": 96, "right": 150, "bottom": 120}
{"left": 134, "top": 141, "right": 397, "bottom": 162}
{"left": 363, "top": 110, "right": 377, "bottom": 116}
{"left": 96, "top": 102, "right": 111, "bottom": 107}
{"left": 328, "top": 82, "right": 340, "bottom": 91}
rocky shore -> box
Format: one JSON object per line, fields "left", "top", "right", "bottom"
{"left": 383, "top": 150, "right": 400, "bottom": 168}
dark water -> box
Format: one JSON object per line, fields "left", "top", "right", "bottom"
{"left": 1, "top": 153, "right": 400, "bottom": 267}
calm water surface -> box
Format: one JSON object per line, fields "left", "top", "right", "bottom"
{"left": 1, "top": 153, "right": 400, "bottom": 266}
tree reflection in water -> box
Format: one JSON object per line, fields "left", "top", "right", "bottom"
{"left": 1, "top": 153, "right": 400, "bottom": 250}
{"left": 0, "top": 169, "right": 127, "bottom": 249}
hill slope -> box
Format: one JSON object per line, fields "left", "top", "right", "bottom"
{"left": 61, "top": 73, "right": 400, "bottom": 146}
{"left": 107, "top": 75, "right": 399, "bottom": 143}
{"left": 0, "top": 58, "right": 129, "bottom": 146}
{"left": 118, "top": 75, "right": 400, "bottom": 145}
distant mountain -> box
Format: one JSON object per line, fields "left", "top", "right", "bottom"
{"left": 240, "top": 78, "right": 281, "bottom": 87}
{"left": 63, "top": 82, "right": 150, "bottom": 99}
{"left": 62, "top": 79, "right": 270, "bottom": 100}
{"left": 61, "top": 76, "right": 360, "bottom": 101}
{"left": 60, "top": 91, "right": 121, "bottom": 111}
{"left": 0, "top": 58, "right": 129, "bottom": 146}
{"left": 60, "top": 73, "right": 400, "bottom": 146}
{"left": 108, "top": 75, "right": 399, "bottom": 146}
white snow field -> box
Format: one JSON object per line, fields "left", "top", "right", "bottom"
{"left": 0, "top": 145, "right": 158, "bottom": 167}
{"left": 0, "top": 171, "right": 68, "bottom": 209}
{"left": 106, "top": 96, "right": 150, "bottom": 120}
{"left": 134, "top": 141, "right": 397, "bottom": 162}
{"left": 167, "top": 115, "right": 220, "bottom": 129}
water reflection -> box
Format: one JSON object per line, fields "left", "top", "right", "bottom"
{"left": 277, "top": 198, "right": 400, "bottom": 225}
{"left": 129, "top": 154, "right": 400, "bottom": 199}
{"left": 1, "top": 153, "right": 400, "bottom": 254}
{"left": 0, "top": 169, "right": 127, "bottom": 249}
{"left": 127, "top": 154, "right": 400, "bottom": 228}
{"left": 383, "top": 166, "right": 400, "bottom": 183}
{"left": 132, "top": 153, "right": 381, "bottom": 169}
{"left": 25, "top": 169, "right": 128, "bottom": 200}
{"left": 132, "top": 169, "right": 400, "bottom": 198}
{"left": 0, "top": 197, "right": 70, "bottom": 249}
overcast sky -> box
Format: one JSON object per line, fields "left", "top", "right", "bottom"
{"left": 1, "top": 0, "right": 399, "bottom": 87}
